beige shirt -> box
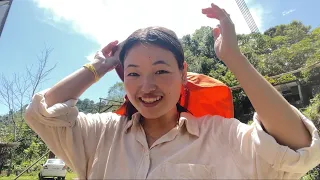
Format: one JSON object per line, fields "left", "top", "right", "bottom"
{"left": 24, "top": 89, "right": 320, "bottom": 179}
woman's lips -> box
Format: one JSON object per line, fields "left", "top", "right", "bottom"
{"left": 139, "top": 96, "right": 163, "bottom": 107}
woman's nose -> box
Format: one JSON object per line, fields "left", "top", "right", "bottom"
{"left": 140, "top": 76, "right": 156, "bottom": 93}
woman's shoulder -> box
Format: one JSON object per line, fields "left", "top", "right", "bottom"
{"left": 76, "top": 111, "right": 129, "bottom": 130}
{"left": 182, "top": 112, "right": 240, "bottom": 126}
{"left": 86, "top": 111, "right": 128, "bottom": 124}
{"left": 181, "top": 112, "right": 247, "bottom": 136}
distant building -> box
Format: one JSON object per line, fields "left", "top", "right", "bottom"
{"left": 274, "top": 80, "right": 312, "bottom": 108}
{"left": 237, "top": 78, "right": 320, "bottom": 122}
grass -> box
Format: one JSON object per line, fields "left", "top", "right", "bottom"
{"left": 0, "top": 172, "right": 77, "bottom": 180}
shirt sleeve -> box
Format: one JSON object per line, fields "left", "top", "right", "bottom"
{"left": 224, "top": 106, "right": 320, "bottom": 179}
{"left": 24, "top": 89, "right": 120, "bottom": 179}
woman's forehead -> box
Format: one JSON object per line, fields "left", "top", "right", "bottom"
{"left": 124, "top": 44, "right": 177, "bottom": 66}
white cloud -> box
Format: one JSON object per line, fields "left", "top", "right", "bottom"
{"left": 282, "top": 9, "right": 296, "bottom": 16}
{"left": 33, "top": 0, "right": 265, "bottom": 60}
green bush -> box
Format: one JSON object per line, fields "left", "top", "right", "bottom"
{"left": 301, "top": 94, "right": 320, "bottom": 180}
{"left": 265, "top": 74, "right": 297, "bottom": 86}
{"left": 302, "top": 94, "right": 320, "bottom": 129}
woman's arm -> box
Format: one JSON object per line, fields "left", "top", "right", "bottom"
{"left": 225, "top": 54, "right": 311, "bottom": 149}
{"left": 202, "top": 3, "right": 311, "bottom": 149}
{"left": 45, "top": 41, "right": 119, "bottom": 107}
{"left": 24, "top": 41, "right": 122, "bottom": 178}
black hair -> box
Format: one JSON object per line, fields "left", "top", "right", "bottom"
{"left": 119, "top": 26, "right": 189, "bottom": 120}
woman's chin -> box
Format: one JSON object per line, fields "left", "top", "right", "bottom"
{"left": 139, "top": 110, "right": 163, "bottom": 120}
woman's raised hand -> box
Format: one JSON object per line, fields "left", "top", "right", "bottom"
{"left": 202, "top": 3, "right": 242, "bottom": 62}
{"left": 93, "top": 40, "right": 121, "bottom": 76}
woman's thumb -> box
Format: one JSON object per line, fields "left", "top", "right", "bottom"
{"left": 212, "top": 27, "right": 220, "bottom": 41}
{"left": 102, "top": 40, "right": 118, "bottom": 57}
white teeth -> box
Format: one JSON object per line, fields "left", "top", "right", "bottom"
{"left": 141, "top": 96, "right": 162, "bottom": 103}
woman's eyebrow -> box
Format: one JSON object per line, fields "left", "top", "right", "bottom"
{"left": 125, "top": 64, "right": 139, "bottom": 69}
{"left": 126, "top": 60, "right": 170, "bottom": 69}
{"left": 153, "top": 60, "right": 170, "bottom": 66}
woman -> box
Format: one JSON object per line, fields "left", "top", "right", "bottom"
{"left": 25, "top": 3, "right": 320, "bottom": 179}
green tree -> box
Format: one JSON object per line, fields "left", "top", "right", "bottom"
{"left": 0, "top": 47, "right": 56, "bottom": 175}
{"left": 301, "top": 94, "right": 320, "bottom": 180}
{"left": 76, "top": 99, "right": 99, "bottom": 114}
{"left": 182, "top": 26, "right": 220, "bottom": 75}
{"left": 97, "top": 82, "right": 125, "bottom": 113}
{"left": 181, "top": 21, "right": 320, "bottom": 120}
{"left": 107, "top": 82, "right": 125, "bottom": 102}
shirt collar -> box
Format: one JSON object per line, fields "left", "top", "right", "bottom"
{"left": 124, "top": 112, "right": 199, "bottom": 137}
{"left": 124, "top": 112, "right": 141, "bottom": 134}
{"left": 178, "top": 112, "right": 200, "bottom": 137}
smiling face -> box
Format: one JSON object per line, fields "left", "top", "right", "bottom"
{"left": 123, "top": 43, "right": 186, "bottom": 119}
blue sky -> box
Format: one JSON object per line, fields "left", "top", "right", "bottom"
{"left": 0, "top": 0, "right": 319, "bottom": 115}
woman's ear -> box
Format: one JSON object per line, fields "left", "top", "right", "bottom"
{"left": 182, "top": 62, "right": 188, "bottom": 85}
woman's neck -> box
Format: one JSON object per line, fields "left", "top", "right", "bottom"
{"left": 141, "top": 108, "right": 179, "bottom": 141}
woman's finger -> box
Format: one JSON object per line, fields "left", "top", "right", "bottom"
{"left": 212, "top": 26, "right": 221, "bottom": 41}
{"left": 211, "top": 3, "right": 220, "bottom": 9}
{"left": 202, "top": 3, "right": 229, "bottom": 21}
{"left": 102, "top": 40, "right": 118, "bottom": 57}
{"left": 111, "top": 41, "right": 124, "bottom": 57}
{"left": 203, "top": 3, "right": 235, "bottom": 37}
{"left": 206, "top": 14, "right": 218, "bottom": 19}
{"left": 202, "top": 8, "right": 217, "bottom": 14}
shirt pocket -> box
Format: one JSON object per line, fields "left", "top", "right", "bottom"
{"left": 161, "top": 162, "right": 216, "bottom": 179}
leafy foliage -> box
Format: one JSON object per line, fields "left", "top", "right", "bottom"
{"left": 302, "top": 94, "right": 320, "bottom": 130}
{"left": 76, "top": 99, "right": 99, "bottom": 114}
{"left": 181, "top": 21, "right": 320, "bottom": 119}
{"left": 301, "top": 94, "right": 320, "bottom": 180}
{"left": 101, "top": 82, "right": 125, "bottom": 112}
{"left": 265, "top": 74, "right": 297, "bottom": 86}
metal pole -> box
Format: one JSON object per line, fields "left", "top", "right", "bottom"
{"left": 0, "top": 0, "right": 13, "bottom": 38}
{"left": 234, "top": 0, "right": 259, "bottom": 33}
{"left": 14, "top": 150, "right": 50, "bottom": 180}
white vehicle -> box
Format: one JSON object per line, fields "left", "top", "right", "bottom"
{"left": 39, "top": 158, "right": 67, "bottom": 180}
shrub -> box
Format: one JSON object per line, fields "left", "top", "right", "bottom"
{"left": 301, "top": 94, "right": 320, "bottom": 180}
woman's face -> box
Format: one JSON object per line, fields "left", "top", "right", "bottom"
{"left": 123, "top": 43, "right": 186, "bottom": 119}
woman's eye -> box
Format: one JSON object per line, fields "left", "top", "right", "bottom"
{"left": 155, "top": 70, "right": 169, "bottom": 74}
{"left": 127, "top": 73, "right": 139, "bottom": 77}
